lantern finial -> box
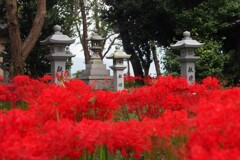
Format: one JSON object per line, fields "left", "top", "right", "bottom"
{"left": 183, "top": 31, "right": 191, "bottom": 39}
{"left": 53, "top": 25, "right": 62, "bottom": 33}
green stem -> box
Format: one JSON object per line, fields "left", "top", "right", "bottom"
{"left": 137, "top": 109, "right": 142, "bottom": 121}
{"left": 99, "top": 146, "right": 106, "bottom": 160}
{"left": 56, "top": 109, "right": 60, "bottom": 121}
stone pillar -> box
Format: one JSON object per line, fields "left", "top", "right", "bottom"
{"left": 40, "top": 25, "right": 75, "bottom": 83}
{"left": 0, "top": 51, "right": 9, "bottom": 84}
{"left": 79, "top": 33, "right": 112, "bottom": 89}
{"left": 107, "top": 46, "right": 131, "bottom": 91}
{"left": 170, "top": 31, "right": 204, "bottom": 84}
{"left": 0, "top": 23, "right": 7, "bottom": 82}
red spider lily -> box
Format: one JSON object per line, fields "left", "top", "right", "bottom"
{"left": 124, "top": 74, "right": 142, "bottom": 83}
{"left": 56, "top": 71, "right": 70, "bottom": 87}
{"left": 38, "top": 74, "right": 53, "bottom": 83}
{"left": 143, "top": 75, "right": 157, "bottom": 86}
{"left": 185, "top": 88, "right": 240, "bottom": 160}
{"left": 0, "top": 75, "right": 239, "bottom": 159}
{"left": 202, "top": 76, "right": 221, "bottom": 90}
{"left": 0, "top": 75, "right": 47, "bottom": 104}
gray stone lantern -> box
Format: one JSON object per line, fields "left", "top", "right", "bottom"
{"left": 87, "top": 33, "right": 105, "bottom": 63}
{"left": 40, "top": 25, "right": 75, "bottom": 82}
{"left": 107, "top": 46, "right": 131, "bottom": 91}
{"left": 80, "top": 32, "right": 111, "bottom": 89}
{"left": 0, "top": 51, "right": 9, "bottom": 83}
{"left": 170, "top": 31, "right": 204, "bottom": 84}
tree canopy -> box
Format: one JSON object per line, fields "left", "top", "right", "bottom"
{"left": 0, "top": 0, "right": 76, "bottom": 77}
{"left": 175, "top": 0, "right": 240, "bottom": 85}
{"left": 101, "top": 0, "right": 207, "bottom": 77}
{"left": 102, "top": 0, "right": 240, "bottom": 85}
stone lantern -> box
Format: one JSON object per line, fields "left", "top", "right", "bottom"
{"left": 40, "top": 25, "right": 75, "bottom": 82}
{"left": 88, "top": 33, "right": 105, "bottom": 63}
{"left": 107, "top": 46, "right": 131, "bottom": 91}
{"left": 0, "top": 23, "right": 8, "bottom": 83}
{"left": 170, "top": 31, "right": 204, "bottom": 84}
{"left": 80, "top": 32, "right": 111, "bottom": 89}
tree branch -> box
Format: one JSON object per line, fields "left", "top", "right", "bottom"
{"left": 21, "top": 0, "right": 46, "bottom": 62}
{"left": 6, "top": 0, "right": 21, "bottom": 57}
{"left": 102, "top": 35, "right": 119, "bottom": 58}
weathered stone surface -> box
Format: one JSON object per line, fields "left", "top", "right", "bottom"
{"left": 171, "top": 31, "right": 203, "bottom": 84}
{"left": 107, "top": 46, "right": 131, "bottom": 91}
{"left": 79, "top": 33, "right": 112, "bottom": 89}
{"left": 41, "top": 25, "right": 75, "bottom": 83}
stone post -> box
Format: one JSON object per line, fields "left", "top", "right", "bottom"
{"left": 40, "top": 25, "right": 75, "bottom": 83}
{"left": 107, "top": 46, "right": 131, "bottom": 91}
{"left": 0, "top": 23, "right": 7, "bottom": 83}
{"left": 170, "top": 31, "right": 204, "bottom": 84}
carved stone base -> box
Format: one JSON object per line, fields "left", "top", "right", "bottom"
{"left": 79, "top": 63, "right": 113, "bottom": 90}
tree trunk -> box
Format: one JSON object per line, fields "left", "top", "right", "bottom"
{"left": 135, "top": 47, "right": 147, "bottom": 76}
{"left": 92, "top": 0, "right": 102, "bottom": 59}
{"left": 129, "top": 52, "right": 144, "bottom": 77}
{"left": 150, "top": 41, "right": 161, "bottom": 76}
{"left": 93, "top": 0, "right": 100, "bottom": 32}
{"left": 235, "top": 34, "right": 240, "bottom": 84}
{"left": 6, "top": 0, "right": 46, "bottom": 78}
{"left": 119, "top": 23, "right": 144, "bottom": 78}
{"left": 6, "top": 0, "right": 22, "bottom": 77}
{"left": 79, "top": 0, "right": 90, "bottom": 64}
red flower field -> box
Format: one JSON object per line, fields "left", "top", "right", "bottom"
{"left": 0, "top": 75, "right": 239, "bottom": 160}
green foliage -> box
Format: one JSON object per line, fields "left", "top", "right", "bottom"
{"left": 163, "top": 40, "right": 239, "bottom": 86}
{"left": 195, "top": 41, "right": 227, "bottom": 82}
{"left": 124, "top": 81, "right": 143, "bottom": 89}
{"left": 166, "top": 0, "right": 240, "bottom": 85}
{"left": 0, "top": 101, "right": 29, "bottom": 111}
{"left": 176, "top": 0, "right": 240, "bottom": 38}
{"left": 72, "top": 70, "right": 83, "bottom": 78}
{"left": 102, "top": 0, "right": 177, "bottom": 76}
{"left": 222, "top": 51, "right": 240, "bottom": 86}
{"left": 0, "top": 102, "right": 11, "bottom": 110}
{"left": 162, "top": 50, "right": 180, "bottom": 77}
{"left": 103, "top": 0, "right": 176, "bottom": 45}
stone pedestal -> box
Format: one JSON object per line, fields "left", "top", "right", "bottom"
{"left": 40, "top": 25, "right": 75, "bottom": 83}
{"left": 80, "top": 61, "right": 112, "bottom": 89}
{"left": 171, "top": 31, "right": 203, "bottom": 84}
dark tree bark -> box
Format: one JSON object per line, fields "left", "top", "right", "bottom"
{"left": 119, "top": 25, "right": 144, "bottom": 78}
{"left": 150, "top": 41, "right": 161, "bottom": 76}
{"left": 6, "top": 0, "right": 46, "bottom": 78}
{"left": 235, "top": 34, "right": 240, "bottom": 84}
{"left": 129, "top": 52, "right": 144, "bottom": 77}
{"left": 79, "top": 0, "right": 90, "bottom": 64}
{"left": 6, "top": 0, "right": 21, "bottom": 77}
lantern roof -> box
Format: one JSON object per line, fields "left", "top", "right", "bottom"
{"left": 40, "top": 25, "right": 75, "bottom": 45}
{"left": 170, "top": 31, "right": 204, "bottom": 49}
{"left": 107, "top": 46, "right": 131, "bottom": 59}
{"left": 87, "top": 32, "right": 106, "bottom": 41}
